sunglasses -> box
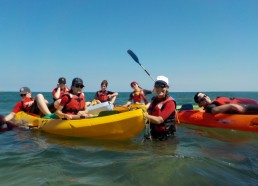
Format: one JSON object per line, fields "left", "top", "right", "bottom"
{"left": 20, "top": 94, "right": 26, "bottom": 97}
{"left": 74, "top": 84, "right": 84, "bottom": 88}
{"left": 198, "top": 95, "right": 207, "bottom": 103}
{"left": 154, "top": 82, "right": 166, "bottom": 88}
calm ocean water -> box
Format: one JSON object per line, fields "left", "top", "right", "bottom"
{"left": 0, "top": 91, "right": 258, "bottom": 186}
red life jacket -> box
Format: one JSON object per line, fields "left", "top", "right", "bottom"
{"left": 132, "top": 89, "right": 147, "bottom": 103}
{"left": 53, "top": 87, "right": 70, "bottom": 100}
{"left": 97, "top": 91, "right": 109, "bottom": 102}
{"left": 62, "top": 93, "right": 86, "bottom": 115}
{"left": 213, "top": 97, "right": 258, "bottom": 105}
{"left": 148, "top": 96, "right": 177, "bottom": 139}
{"left": 21, "top": 97, "right": 35, "bottom": 113}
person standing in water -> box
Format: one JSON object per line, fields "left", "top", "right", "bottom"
{"left": 146, "top": 76, "right": 177, "bottom": 140}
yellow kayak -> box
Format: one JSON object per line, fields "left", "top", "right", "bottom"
{"left": 114, "top": 104, "right": 147, "bottom": 112}
{"left": 13, "top": 109, "right": 147, "bottom": 140}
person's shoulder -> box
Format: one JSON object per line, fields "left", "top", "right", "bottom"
{"left": 142, "top": 89, "right": 152, "bottom": 94}
{"left": 52, "top": 87, "right": 58, "bottom": 92}
{"left": 15, "top": 100, "right": 23, "bottom": 106}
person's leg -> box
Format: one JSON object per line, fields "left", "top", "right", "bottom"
{"left": 54, "top": 99, "right": 61, "bottom": 109}
{"left": 35, "top": 94, "right": 51, "bottom": 115}
{"left": 110, "top": 96, "right": 117, "bottom": 104}
{"left": 243, "top": 104, "right": 258, "bottom": 114}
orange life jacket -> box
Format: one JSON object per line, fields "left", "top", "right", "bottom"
{"left": 148, "top": 96, "right": 177, "bottom": 140}
{"left": 132, "top": 89, "right": 147, "bottom": 103}
{"left": 213, "top": 97, "right": 258, "bottom": 105}
{"left": 62, "top": 93, "right": 86, "bottom": 115}
{"left": 21, "top": 97, "right": 35, "bottom": 113}
{"left": 97, "top": 91, "right": 109, "bottom": 102}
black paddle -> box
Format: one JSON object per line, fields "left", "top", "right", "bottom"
{"left": 127, "top": 49, "right": 155, "bottom": 82}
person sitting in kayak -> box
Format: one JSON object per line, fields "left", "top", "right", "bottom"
{"left": 4, "top": 87, "right": 54, "bottom": 122}
{"left": 90, "top": 80, "right": 118, "bottom": 106}
{"left": 194, "top": 92, "right": 258, "bottom": 114}
{"left": 55, "top": 77, "right": 93, "bottom": 120}
{"left": 52, "top": 77, "right": 70, "bottom": 109}
{"left": 123, "top": 81, "right": 153, "bottom": 108}
{"left": 146, "top": 76, "right": 177, "bottom": 140}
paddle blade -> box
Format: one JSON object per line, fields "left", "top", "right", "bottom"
{"left": 127, "top": 49, "right": 140, "bottom": 64}
{"left": 178, "top": 104, "right": 194, "bottom": 111}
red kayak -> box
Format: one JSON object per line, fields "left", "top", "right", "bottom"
{"left": 177, "top": 109, "right": 258, "bottom": 133}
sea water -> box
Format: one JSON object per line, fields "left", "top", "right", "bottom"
{"left": 0, "top": 91, "right": 258, "bottom": 186}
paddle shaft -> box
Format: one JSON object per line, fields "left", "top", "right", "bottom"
{"left": 127, "top": 50, "right": 155, "bottom": 82}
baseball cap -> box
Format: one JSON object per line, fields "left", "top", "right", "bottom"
{"left": 130, "top": 81, "right": 138, "bottom": 87}
{"left": 58, "top": 77, "right": 66, "bottom": 84}
{"left": 19, "top": 87, "right": 31, "bottom": 94}
{"left": 72, "top": 77, "right": 84, "bottom": 86}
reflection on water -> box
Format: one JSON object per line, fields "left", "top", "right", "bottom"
{"left": 181, "top": 124, "right": 258, "bottom": 142}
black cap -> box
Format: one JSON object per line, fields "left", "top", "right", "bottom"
{"left": 58, "top": 77, "right": 66, "bottom": 84}
{"left": 72, "top": 77, "right": 84, "bottom": 86}
{"left": 19, "top": 87, "right": 31, "bottom": 94}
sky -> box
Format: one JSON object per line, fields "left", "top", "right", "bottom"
{"left": 0, "top": 0, "right": 258, "bottom": 92}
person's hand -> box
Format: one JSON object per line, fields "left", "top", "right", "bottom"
{"left": 57, "top": 83, "right": 60, "bottom": 88}
{"left": 24, "top": 101, "right": 34, "bottom": 107}
{"left": 63, "top": 114, "right": 72, "bottom": 120}
{"left": 77, "top": 111, "right": 86, "bottom": 115}
{"left": 77, "top": 111, "right": 93, "bottom": 117}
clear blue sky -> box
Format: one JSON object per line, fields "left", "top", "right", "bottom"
{"left": 1, "top": 0, "right": 258, "bottom": 92}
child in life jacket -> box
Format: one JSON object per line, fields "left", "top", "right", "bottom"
{"left": 55, "top": 78, "right": 93, "bottom": 120}
{"left": 123, "top": 81, "right": 153, "bottom": 108}
{"left": 90, "top": 80, "right": 118, "bottom": 106}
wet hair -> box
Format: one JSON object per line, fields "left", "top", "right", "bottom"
{"left": 101, "top": 80, "right": 108, "bottom": 87}
{"left": 194, "top": 92, "right": 201, "bottom": 103}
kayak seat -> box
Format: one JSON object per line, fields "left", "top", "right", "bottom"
{"left": 98, "top": 110, "right": 121, "bottom": 117}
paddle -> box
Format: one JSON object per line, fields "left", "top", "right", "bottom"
{"left": 127, "top": 49, "right": 155, "bottom": 82}
{"left": 177, "top": 104, "right": 194, "bottom": 111}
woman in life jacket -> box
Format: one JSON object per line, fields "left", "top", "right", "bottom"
{"left": 52, "top": 77, "right": 70, "bottom": 109}
{"left": 55, "top": 77, "right": 93, "bottom": 120}
{"left": 90, "top": 80, "right": 118, "bottom": 106}
{"left": 4, "top": 87, "right": 53, "bottom": 122}
{"left": 146, "top": 76, "right": 177, "bottom": 140}
{"left": 123, "top": 81, "right": 153, "bottom": 108}
{"left": 194, "top": 92, "right": 258, "bottom": 114}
